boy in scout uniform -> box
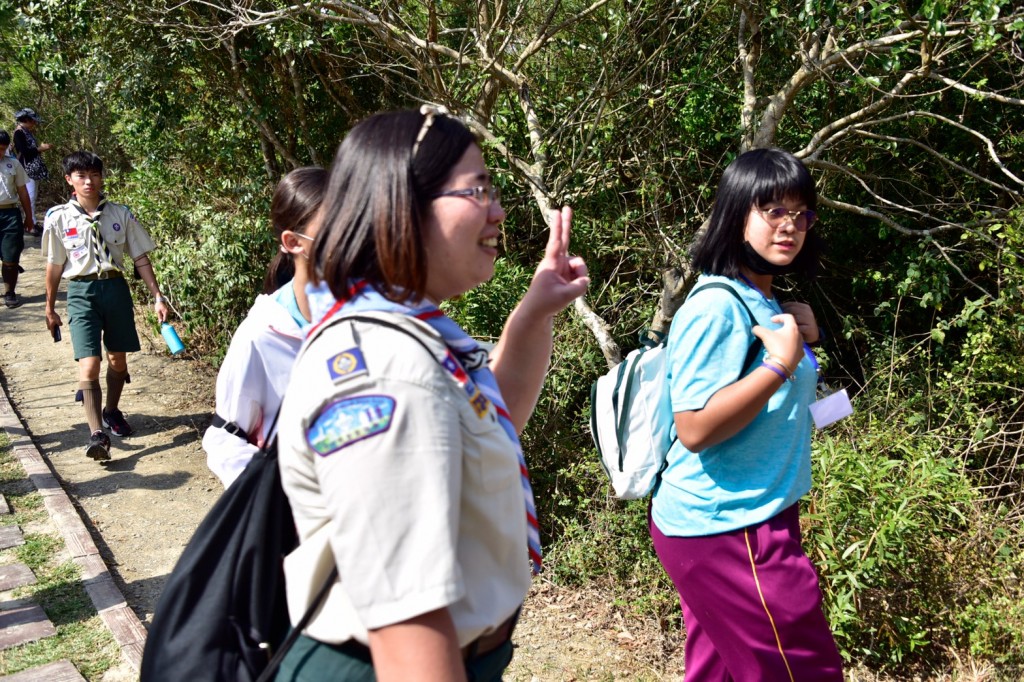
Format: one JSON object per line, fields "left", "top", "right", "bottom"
{"left": 0, "top": 130, "right": 34, "bottom": 308}
{"left": 42, "top": 151, "right": 170, "bottom": 461}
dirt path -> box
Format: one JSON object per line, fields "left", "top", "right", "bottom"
{"left": 0, "top": 239, "right": 686, "bottom": 680}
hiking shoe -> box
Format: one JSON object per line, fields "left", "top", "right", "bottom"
{"left": 102, "top": 408, "right": 134, "bottom": 437}
{"left": 3, "top": 292, "right": 20, "bottom": 309}
{"left": 85, "top": 430, "right": 111, "bottom": 461}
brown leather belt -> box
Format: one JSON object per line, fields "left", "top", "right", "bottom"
{"left": 71, "top": 269, "right": 123, "bottom": 281}
{"left": 462, "top": 609, "right": 519, "bottom": 659}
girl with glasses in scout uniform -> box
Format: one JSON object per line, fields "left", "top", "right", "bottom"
{"left": 203, "top": 166, "right": 327, "bottom": 488}
{"left": 649, "top": 148, "right": 844, "bottom": 680}
{"left": 274, "top": 108, "right": 589, "bottom": 681}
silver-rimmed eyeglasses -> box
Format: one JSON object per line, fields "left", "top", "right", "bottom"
{"left": 432, "top": 186, "right": 501, "bottom": 206}
{"left": 755, "top": 206, "right": 817, "bottom": 232}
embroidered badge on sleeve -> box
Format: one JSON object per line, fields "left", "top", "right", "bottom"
{"left": 442, "top": 351, "right": 491, "bottom": 418}
{"left": 326, "top": 347, "right": 368, "bottom": 383}
{"left": 306, "top": 395, "right": 395, "bottom": 456}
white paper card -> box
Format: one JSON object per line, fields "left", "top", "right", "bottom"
{"left": 809, "top": 388, "right": 853, "bottom": 429}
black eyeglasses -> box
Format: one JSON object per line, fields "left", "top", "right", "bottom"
{"left": 755, "top": 206, "right": 817, "bottom": 232}
{"left": 431, "top": 186, "right": 501, "bottom": 205}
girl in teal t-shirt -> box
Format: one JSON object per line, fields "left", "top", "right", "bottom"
{"left": 650, "top": 148, "right": 843, "bottom": 681}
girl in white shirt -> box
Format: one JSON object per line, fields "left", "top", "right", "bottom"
{"left": 203, "top": 167, "right": 327, "bottom": 487}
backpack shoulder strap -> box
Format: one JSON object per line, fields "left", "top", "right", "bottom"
{"left": 687, "top": 281, "right": 763, "bottom": 374}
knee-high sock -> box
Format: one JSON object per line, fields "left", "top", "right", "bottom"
{"left": 105, "top": 367, "right": 129, "bottom": 411}
{"left": 80, "top": 380, "right": 102, "bottom": 433}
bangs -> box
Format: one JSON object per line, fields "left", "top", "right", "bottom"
{"left": 750, "top": 158, "right": 817, "bottom": 210}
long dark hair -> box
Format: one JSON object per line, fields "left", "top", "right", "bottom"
{"left": 691, "top": 148, "right": 823, "bottom": 279}
{"left": 313, "top": 109, "right": 477, "bottom": 302}
{"left": 262, "top": 167, "right": 328, "bottom": 294}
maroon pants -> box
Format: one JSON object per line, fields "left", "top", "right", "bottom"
{"left": 650, "top": 503, "right": 844, "bottom": 682}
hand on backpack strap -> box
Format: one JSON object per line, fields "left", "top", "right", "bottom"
{"left": 752, "top": 314, "right": 804, "bottom": 374}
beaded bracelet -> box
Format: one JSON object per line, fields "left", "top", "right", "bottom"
{"left": 760, "top": 362, "right": 789, "bottom": 383}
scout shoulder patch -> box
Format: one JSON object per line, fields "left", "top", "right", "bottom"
{"left": 326, "top": 347, "right": 367, "bottom": 383}
{"left": 307, "top": 394, "right": 395, "bottom": 456}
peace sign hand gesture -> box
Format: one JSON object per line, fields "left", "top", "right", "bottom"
{"left": 521, "top": 206, "right": 591, "bottom": 319}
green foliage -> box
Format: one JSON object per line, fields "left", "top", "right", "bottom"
{"left": 116, "top": 160, "right": 275, "bottom": 359}
{"left": 807, "top": 401, "right": 1024, "bottom": 672}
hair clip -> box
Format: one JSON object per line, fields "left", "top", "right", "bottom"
{"left": 412, "top": 104, "right": 451, "bottom": 157}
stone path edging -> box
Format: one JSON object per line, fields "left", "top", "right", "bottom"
{"left": 0, "top": 382, "right": 146, "bottom": 672}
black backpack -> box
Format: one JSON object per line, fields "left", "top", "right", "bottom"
{"left": 140, "top": 427, "right": 298, "bottom": 682}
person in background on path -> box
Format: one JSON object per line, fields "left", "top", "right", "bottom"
{"left": 42, "top": 151, "right": 170, "bottom": 462}
{"left": 13, "top": 108, "right": 51, "bottom": 233}
{"left": 0, "top": 131, "right": 34, "bottom": 309}
{"left": 203, "top": 166, "right": 327, "bottom": 488}
{"left": 649, "top": 148, "right": 843, "bottom": 681}
{"left": 275, "top": 108, "right": 589, "bottom": 681}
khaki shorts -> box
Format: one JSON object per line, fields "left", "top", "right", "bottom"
{"left": 67, "top": 277, "right": 141, "bottom": 360}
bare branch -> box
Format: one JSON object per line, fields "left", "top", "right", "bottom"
{"left": 223, "top": 34, "right": 301, "bottom": 167}
{"left": 816, "top": 194, "right": 1006, "bottom": 238}
{"left": 575, "top": 296, "right": 621, "bottom": 368}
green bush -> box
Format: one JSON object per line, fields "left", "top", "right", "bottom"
{"left": 808, "top": 418, "right": 1024, "bottom": 673}
{"left": 114, "top": 161, "right": 275, "bottom": 362}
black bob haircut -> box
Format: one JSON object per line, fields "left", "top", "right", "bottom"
{"left": 691, "top": 148, "right": 823, "bottom": 279}
{"left": 0, "top": 131, "right": 8, "bottom": 146}
{"left": 62, "top": 151, "right": 104, "bottom": 177}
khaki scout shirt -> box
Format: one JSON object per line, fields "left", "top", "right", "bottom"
{"left": 42, "top": 199, "right": 156, "bottom": 279}
{"left": 0, "top": 157, "right": 27, "bottom": 207}
{"left": 278, "top": 312, "right": 529, "bottom": 647}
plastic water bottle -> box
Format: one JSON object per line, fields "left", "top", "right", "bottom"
{"left": 161, "top": 323, "right": 185, "bottom": 355}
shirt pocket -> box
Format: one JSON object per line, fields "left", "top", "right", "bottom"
{"left": 459, "top": 395, "right": 520, "bottom": 494}
{"left": 61, "top": 229, "right": 84, "bottom": 250}
{"left": 102, "top": 223, "right": 127, "bottom": 247}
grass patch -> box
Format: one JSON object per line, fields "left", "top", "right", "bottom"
{"left": 0, "top": 433, "right": 122, "bottom": 678}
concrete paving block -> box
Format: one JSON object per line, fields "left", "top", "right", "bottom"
{"left": 0, "top": 495, "right": 10, "bottom": 515}
{"left": 122, "top": 641, "right": 144, "bottom": 673}
{"left": 0, "top": 659, "right": 85, "bottom": 681}
{"left": 0, "top": 603, "right": 56, "bottom": 650}
{"left": 0, "top": 526, "right": 23, "bottom": 550}
{"left": 83, "top": 576, "right": 126, "bottom": 613}
{"left": 71, "top": 554, "right": 107, "bottom": 582}
{"left": 98, "top": 605, "right": 146, "bottom": 648}
{"left": 0, "top": 563, "right": 36, "bottom": 591}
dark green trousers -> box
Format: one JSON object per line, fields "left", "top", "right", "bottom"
{"left": 275, "top": 633, "right": 514, "bottom": 682}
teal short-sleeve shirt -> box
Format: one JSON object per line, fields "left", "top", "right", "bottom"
{"left": 651, "top": 274, "right": 816, "bottom": 537}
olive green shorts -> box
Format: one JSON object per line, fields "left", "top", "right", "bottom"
{"left": 0, "top": 207, "right": 24, "bottom": 264}
{"left": 67, "top": 278, "right": 141, "bottom": 360}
